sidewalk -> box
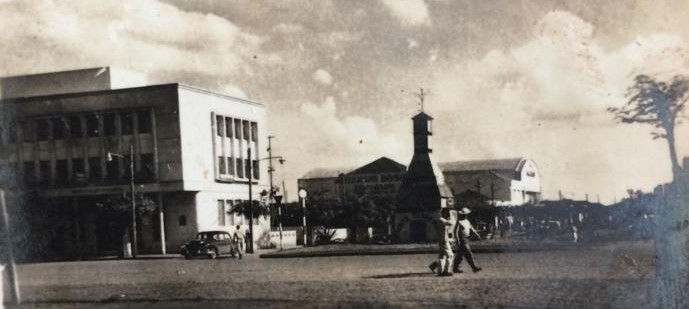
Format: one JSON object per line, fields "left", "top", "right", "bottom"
{"left": 260, "top": 238, "right": 582, "bottom": 259}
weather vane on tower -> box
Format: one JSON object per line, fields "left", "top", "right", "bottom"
{"left": 414, "top": 88, "right": 430, "bottom": 113}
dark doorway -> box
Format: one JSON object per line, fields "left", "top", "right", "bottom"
{"left": 409, "top": 220, "right": 427, "bottom": 242}
{"left": 93, "top": 196, "right": 130, "bottom": 256}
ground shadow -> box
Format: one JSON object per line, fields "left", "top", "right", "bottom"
{"left": 363, "top": 272, "right": 436, "bottom": 279}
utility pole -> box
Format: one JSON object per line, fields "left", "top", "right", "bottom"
{"left": 266, "top": 136, "right": 286, "bottom": 250}
{"left": 107, "top": 145, "right": 137, "bottom": 258}
{"left": 129, "top": 144, "right": 137, "bottom": 258}
{"left": 1, "top": 190, "right": 21, "bottom": 305}
{"left": 247, "top": 147, "right": 254, "bottom": 254}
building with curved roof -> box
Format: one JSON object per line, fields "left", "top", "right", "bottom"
{"left": 439, "top": 157, "right": 541, "bottom": 206}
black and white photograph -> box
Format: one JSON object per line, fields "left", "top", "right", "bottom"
{"left": 1, "top": 0, "right": 688, "bottom": 308}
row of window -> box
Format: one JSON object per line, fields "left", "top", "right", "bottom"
{"left": 8, "top": 109, "right": 152, "bottom": 144}
{"left": 215, "top": 116, "right": 257, "bottom": 142}
{"left": 213, "top": 113, "right": 260, "bottom": 181}
{"left": 340, "top": 174, "right": 404, "bottom": 184}
{"left": 217, "top": 199, "right": 260, "bottom": 226}
{"left": 218, "top": 157, "right": 260, "bottom": 179}
{"left": 22, "top": 154, "right": 154, "bottom": 185}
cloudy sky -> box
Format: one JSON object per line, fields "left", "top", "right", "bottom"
{"left": 2, "top": 0, "right": 689, "bottom": 203}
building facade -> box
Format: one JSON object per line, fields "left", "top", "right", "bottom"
{"left": 0, "top": 68, "right": 271, "bottom": 259}
{"left": 297, "top": 157, "right": 405, "bottom": 201}
{"left": 440, "top": 158, "right": 541, "bottom": 206}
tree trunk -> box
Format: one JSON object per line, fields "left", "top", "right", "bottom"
{"left": 665, "top": 127, "right": 683, "bottom": 181}
{"left": 654, "top": 178, "right": 689, "bottom": 308}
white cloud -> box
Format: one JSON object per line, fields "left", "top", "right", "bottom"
{"left": 312, "top": 69, "right": 334, "bottom": 85}
{"left": 407, "top": 38, "right": 419, "bottom": 49}
{"left": 277, "top": 97, "right": 406, "bottom": 173}
{"left": 272, "top": 23, "right": 304, "bottom": 34}
{"left": 429, "top": 10, "right": 689, "bottom": 202}
{"left": 380, "top": 0, "right": 431, "bottom": 26}
{"left": 0, "top": 0, "right": 276, "bottom": 81}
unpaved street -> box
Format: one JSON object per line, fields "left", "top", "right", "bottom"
{"left": 4, "top": 241, "right": 654, "bottom": 308}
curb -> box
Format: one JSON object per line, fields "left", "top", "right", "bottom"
{"left": 259, "top": 243, "right": 577, "bottom": 259}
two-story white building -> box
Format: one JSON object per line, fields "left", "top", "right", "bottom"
{"left": 0, "top": 67, "right": 271, "bottom": 259}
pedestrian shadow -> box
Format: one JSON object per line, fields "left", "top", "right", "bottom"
{"left": 363, "top": 272, "right": 436, "bottom": 279}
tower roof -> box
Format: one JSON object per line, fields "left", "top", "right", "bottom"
{"left": 412, "top": 112, "right": 433, "bottom": 121}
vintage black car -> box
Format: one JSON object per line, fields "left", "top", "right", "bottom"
{"left": 180, "top": 231, "right": 235, "bottom": 259}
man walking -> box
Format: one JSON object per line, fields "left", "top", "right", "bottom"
{"left": 233, "top": 225, "right": 246, "bottom": 259}
{"left": 429, "top": 208, "right": 455, "bottom": 276}
{"left": 453, "top": 207, "right": 482, "bottom": 273}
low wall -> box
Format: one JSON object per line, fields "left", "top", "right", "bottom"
{"left": 269, "top": 230, "right": 298, "bottom": 248}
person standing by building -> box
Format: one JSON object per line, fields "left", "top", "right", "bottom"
{"left": 233, "top": 225, "right": 246, "bottom": 259}
{"left": 453, "top": 207, "right": 482, "bottom": 273}
{"left": 429, "top": 208, "right": 455, "bottom": 276}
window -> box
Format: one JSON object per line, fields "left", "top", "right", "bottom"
{"left": 178, "top": 215, "right": 187, "bottom": 226}
{"left": 52, "top": 118, "right": 67, "bottom": 140}
{"left": 23, "top": 162, "right": 36, "bottom": 184}
{"left": 227, "top": 157, "right": 234, "bottom": 176}
{"left": 236, "top": 158, "right": 244, "bottom": 178}
{"left": 245, "top": 159, "right": 251, "bottom": 179}
{"left": 140, "top": 153, "right": 155, "bottom": 180}
{"left": 217, "top": 200, "right": 226, "bottom": 226}
{"left": 137, "top": 110, "right": 152, "bottom": 134}
{"left": 56, "top": 159, "right": 68, "bottom": 182}
{"left": 235, "top": 199, "right": 244, "bottom": 225}
{"left": 216, "top": 115, "right": 224, "bottom": 136}
{"left": 225, "top": 117, "right": 233, "bottom": 138}
{"left": 72, "top": 158, "right": 85, "bottom": 183}
{"left": 234, "top": 119, "right": 241, "bottom": 139}
{"left": 21, "top": 120, "right": 34, "bottom": 142}
{"left": 103, "top": 113, "right": 116, "bottom": 136}
{"left": 36, "top": 119, "right": 50, "bottom": 141}
{"left": 88, "top": 157, "right": 101, "bottom": 181}
{"left": 7, "top": 123, "right": 17, "bottom": 144}
{"left": 72, "top": 158, "right": 85, "bottom": 174}
{"left": 251, "top": 122, "right": 258, "bottom": 142}
{"left": 218, "top": 156, "right": 226, "bottom": 175}
{"left": 86, "top": 114, "right": 100, "bottom": 137}
{"left": 106, "top": 156, "right": 120, "bottom": 181}
{"left": 68, "top": 116, "right": 82, "bottom": 139}
{"left": 121, "top": 112, "right": 133, "bottom": 135}
{"left": 253, "top": 160, "right": 259, "bottom": 180}
{"left": 39, "top": 160, "right": 51, "bottom": 184}
{"left": 242, "top": 120, "right": 249, "bottom": 141}
{"left": 225, "top": 200, "right": 235, "bottom": 225}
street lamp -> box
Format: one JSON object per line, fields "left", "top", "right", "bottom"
{"left": 298, "top": 188, "right": 308, "bottom": 246}
{"left": 107, "top": 144, "right": 137, "bottom": 258}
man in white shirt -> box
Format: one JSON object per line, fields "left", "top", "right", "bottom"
{"left": 233, "top": 225, "right": 246, "bottom": 259}
{"left": 453, "top": 207, "right": 482, "bottom": 273}
{"left": 429, "top": 208, "right": 455, "bottom": 276}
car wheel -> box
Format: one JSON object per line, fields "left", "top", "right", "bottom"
{"left": 208, "top": 248, "right": 218, "bottom": 259}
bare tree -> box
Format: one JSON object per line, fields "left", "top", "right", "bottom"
{"left": 608, "top": 74, "right": 688, "bottom": 180}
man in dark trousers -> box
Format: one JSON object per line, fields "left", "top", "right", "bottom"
{"left": 453, "top": 207, "right": 482, "bottom": 273}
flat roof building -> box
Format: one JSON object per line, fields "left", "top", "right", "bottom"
{"left": 0, "top": 68, "right": 271, "bottom": 259}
